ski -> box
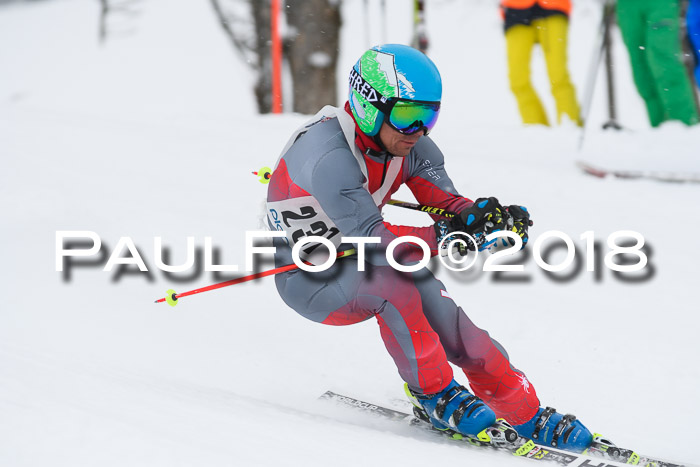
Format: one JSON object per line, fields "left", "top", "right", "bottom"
{"left": 576, "top": 161, "right": 700, "bottom": 184}
{"left": 320, "top": 390, "right": 687, "bottom": 467}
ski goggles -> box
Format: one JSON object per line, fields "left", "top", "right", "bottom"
{"left": 385, "top": 99, "right": 441, "bottom": 135}
{"left": 349, "top": 68, "right": 441, "bottom": 135}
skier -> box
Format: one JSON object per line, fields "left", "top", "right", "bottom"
{"left": 500, "top": 0, "right": 582, "bottom": 126}
{"left": 616, "top": 0, "right": 699, "bottom": 126}
{"left": 266, "top": 44, "right": 592, "bottom": 452}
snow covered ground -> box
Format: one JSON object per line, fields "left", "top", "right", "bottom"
{"left": 1, "top": 0, "right": 699, "bottom": 466}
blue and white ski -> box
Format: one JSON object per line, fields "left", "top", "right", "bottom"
{"left": 320, "top": 390, "right": 687, "bottom": 467}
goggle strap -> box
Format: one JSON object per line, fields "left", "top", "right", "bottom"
{"left": 349, "top": 68, "right": 393, "bottom": 114}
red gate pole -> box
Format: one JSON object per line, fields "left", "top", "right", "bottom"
{"left": 271, "top": 0, "right": 283, "bottom": 114}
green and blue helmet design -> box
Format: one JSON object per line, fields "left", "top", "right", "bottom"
{"left": 348, "top": 44, "right": 442, "bottom": 136}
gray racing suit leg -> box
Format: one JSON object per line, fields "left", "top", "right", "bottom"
{"left": 273, "top": 243, "right": 453, "bottom": 394}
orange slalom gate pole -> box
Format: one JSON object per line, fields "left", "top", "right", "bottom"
{"left": 271, "top": 0, "right": 283, "bottom": 114}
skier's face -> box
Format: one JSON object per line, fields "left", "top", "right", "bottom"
{"left": 378, "top": 122, "right": 422, "bottom": 157}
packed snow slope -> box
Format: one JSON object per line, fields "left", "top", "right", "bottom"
{"left": 1, "top": 0, "right": 699, "bottom": 466}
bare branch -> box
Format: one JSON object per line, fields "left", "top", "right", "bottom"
{"left": 210, "top": 0, "right": 257, "bottom": 68}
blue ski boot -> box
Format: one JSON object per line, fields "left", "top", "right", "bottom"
{"left": 405, "top": 379, "right": 497, "bottom": 438}
{"left": 514, "top": 407, "right": 593, "bottom": 453}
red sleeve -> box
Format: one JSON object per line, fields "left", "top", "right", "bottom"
{"left": 406, "top": 175, "right": 473, "bottom": 223}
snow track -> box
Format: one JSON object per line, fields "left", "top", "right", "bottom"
{"left": 1, "top": 0, "right": 698, "bottom": 465}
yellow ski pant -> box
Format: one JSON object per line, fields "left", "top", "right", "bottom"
{"left": 505, "top": 15, "right": 581, "bottom": 126}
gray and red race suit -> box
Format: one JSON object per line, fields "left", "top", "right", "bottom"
{"left": 266, "top": 104, "right": 539, "bottom": 425}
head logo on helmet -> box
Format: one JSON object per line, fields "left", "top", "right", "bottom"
{"left": 348, "top": 44, "right": 442, "bottom": 137}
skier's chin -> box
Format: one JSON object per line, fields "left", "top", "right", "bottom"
{"left": 394, "top": 141, "right": 417, "bottom": 156}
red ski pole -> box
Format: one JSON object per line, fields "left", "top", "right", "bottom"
{"left": 154, "top": 248, "right": 356, "bottom": 306}
{"left": 155, "top": 199, "right": 464, "bottom": 306}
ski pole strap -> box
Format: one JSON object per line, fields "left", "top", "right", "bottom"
{"left": 551, "top": 413, "right": 578, "bottom": 448}
{"left": 531, "top": 406, "right": 556, "bottom": 442}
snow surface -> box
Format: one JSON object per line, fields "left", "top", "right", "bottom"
{"left": 1, "top": 0, "right": 699, "bottom": 466}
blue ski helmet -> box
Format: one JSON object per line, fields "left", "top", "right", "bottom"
{"left": 348, "top": 44, "right": 442, "bottom": 137}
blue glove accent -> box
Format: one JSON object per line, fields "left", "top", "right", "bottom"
{"left": 434, "top": 220, "right": 451, "bottom": 245}
{"left": 477, "top": 199, "right": 489, "bottom": 208}
{"left": 466, "top": 213, "right": 476, "bottom": 226}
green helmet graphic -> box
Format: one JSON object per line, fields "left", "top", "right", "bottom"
{"left": 348, "top": 44, "right": 442, "bottom": 136}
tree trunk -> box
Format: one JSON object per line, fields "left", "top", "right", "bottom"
{"left": 251, "top": 0, "right": 274, "bottom": 114}
{"left": 285, "top": 0, "right": 341, "bottom": 114}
